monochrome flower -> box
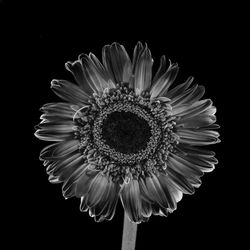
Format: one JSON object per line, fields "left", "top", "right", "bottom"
{"left": 35, "top": 42, "right": 220, "bottom": 223}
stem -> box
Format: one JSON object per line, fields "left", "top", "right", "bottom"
{"left": 121, "top": 212, "right": 138, "bottom": 250}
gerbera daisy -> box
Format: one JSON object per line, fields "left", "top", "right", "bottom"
{"left": 35, "top": 42, "right": 220, "bottom": 224}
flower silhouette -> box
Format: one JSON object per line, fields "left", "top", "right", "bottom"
{"left": 35, "top": 42, "right": 220, "bottom": 223}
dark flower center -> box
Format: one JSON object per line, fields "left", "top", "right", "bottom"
{"left": 74, "top": 84, "right": 179, "bottom": 182}
{"left": 101, "top": 111, "right": 152, "bottom": 154}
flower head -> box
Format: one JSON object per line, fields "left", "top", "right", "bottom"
{"left": 35, "top": 42, "right": 220, "bottom": 223}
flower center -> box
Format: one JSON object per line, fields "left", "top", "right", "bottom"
{"left": 73, "top": 83, "right": 179, "bottom": 182}
{"left": 92, "top": 99, "right": 162, "bottom": 165}
{"left": 101, "top": 111, "right": 151, "bottom": 154}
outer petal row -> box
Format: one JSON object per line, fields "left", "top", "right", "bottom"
{"left": 102, "top": 42, "right": 132, "bottom": 83}
{"left": 77, "top": 170, "right": 121, "bottom": 222}
{"left": 65, "top": 43, "right": 132, "bottom": 98}
{"left": 120, "top": 173, "right": 182, "bottom": 223}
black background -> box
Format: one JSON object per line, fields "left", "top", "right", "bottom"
{"left": 2, "top": 1, "right": 242, "bottom": 249}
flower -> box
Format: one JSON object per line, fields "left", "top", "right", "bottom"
{"left": 35, "top": 42, "right": 220, "bottom": 223}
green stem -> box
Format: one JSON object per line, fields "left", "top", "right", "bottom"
{"left": 121, "top": 212, "right": 138, "bottom": 250}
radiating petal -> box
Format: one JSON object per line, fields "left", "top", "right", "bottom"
{"left": 150, "top": 62, "right": 179, "bottom": 99}
{"left": 40, "top": 113, "right": 73, "bottom": 125}
{"left": 165, "top": 76, "right": 194, "bottom": 99}
{"left": 166, "top": 166, "right": 194, "bottom": 194}
{"left": 122, "top": 60, "right": 132, "bottom": 83}
{"left": 88, "top": 179, "right": 120, "bottom": 222}
{"left": 158, "top": 173, "right": 183, "bottom": 209}
{"left": 176, "top": 104, "right": 217, "bottom": 129}
{"left": 40, "top": 140, "right": 79, "bottom": 160}
{"left": 151, "top": 204, "right": 168, "bottom": 217}
{"left": 34, "top": 124, "right": 74, "bottom": 141}
{"left": 176, "top": 144, "right": 216, "bottom": 157}
{"left": 79, "top": 53, "right": 115, "bottom": 93}
{"left": 140, "top": 175, "right": 175, "bottom": 213}
{"left": 144, "top": 175, "right": 169, "bottom": 208}
{"left": 139, "top": 174, "right": 178, "bottom": 212}
{"left": 40, "top": 143, "right": 60, "bottom": 160}
{"left": 141, "top": 199, "right": 152, "bottom": 219}
{"left": 53, "top": 153, "right": 83, "bottom": 181}
{"left": 62, "top": 162, "right": 89, "bottom": 198}
{"left": 80, "top": 196, "right": 88, "bottom": 212}
{"left": 40, "top": 102, "right": 77, "bottom": 123}
{"left": 176, "top": 145, "right": 218, "bottom": 172}
{"left": 131, "top": 42, "right": 144, "bottom": 73}
{"left": 177, "top": 129, "right": 220, "bottom": 145}
{"left": 134, "top": 44, "right": 153, "bottom": 95}
{"left": 152, "top": 55, "right": 167, "bottom": 84}
{"left": 37, "top": 119, "right": 74, "bottom": 128}
{"left": 89, "top": 52, "right": 113, "bottom": 82}
{"left": 51, "top": 153, "right": 83, "bottom": 178}
{"left": 36, "top": 123, "right": 74, "bottom": 133}
{"left": 35, "top": 129, "right": 70, "bottom": 141}
{"left": 87, "top": 173, "right": 109, "bottom": 207}
{"left": 95, "top": 184, "right": 120, "bottom": 222}
{"left": 48, "top": 175, "right": 61, "bottom": 184}
{"left": 120, "top": 179, "right": 143, "bottom": 223}
{"left": 169, "top": 153, "right": 203, "bottom": 178}
{"left": 102, "top": 42, "right": 132, "bottom": 83}
{"left": 177, "top": 114, "right": 216, "bottom": 129}
{"left": 168, "top": 153, "right": 203, "bottom": 188}
{"left": 170, "top": 85, "right": 205, "bottom": 107}
{"left": 50, "top": 79, "right": 90, "bottom": 105}
{"left": 45, "top": 152, "right": 83, "bottom": 185}
{"left": 78, "top": 55, "right": 104, "bottom": 93}
{"left": 130, "top": 42, "right": 144, "bottom": 89}
{"left": 172, "top": 99, "right": 213, "bottom": 118}
{"left": 65, "top": 60, "right": 95, "bottom": 96}
{"left": 75, "top": 168, "right": 99, "bottom": 198}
